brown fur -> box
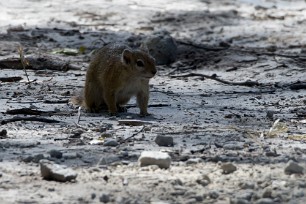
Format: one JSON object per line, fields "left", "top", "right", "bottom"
{"left": 74, "top": 43, "right": 156, "bottom": 116}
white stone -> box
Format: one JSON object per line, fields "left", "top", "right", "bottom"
{"left": 40, "top": 159, "right": 77, "bottom": 182}
{"left": 138, "top": 151, "right": 171, "bottom": 169}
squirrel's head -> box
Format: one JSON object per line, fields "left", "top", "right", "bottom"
{"left": 121, "top": 48, "right": 157, "bottom": 79}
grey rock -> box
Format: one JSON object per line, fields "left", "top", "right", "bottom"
{"left": 209, "top": 190, "right": 219, "bottom": 199}
{"left": 230, "top": 198, "right": 249, "bottom": 204}
{"left": 185, "top": 198, "right": 197, "bottom": 204}
{"left": 138, "top": 151, "right": 171, "bottom": 169}
{"left": 223, "top": 143, "right": 244, "bottom": 150}
{"left": 284, "top": 160, "right": 304, "bottom": 174}
{"left": 221, "top": 162, "right": 237, "bottom": 174}
{"left": 155, "top": 135, "right": 174, "bottom": 147}
{"left": 103, "top": 139, "right": 119, "bottom": 147}
{"left": 23, "top": 154, "right": 45, "bottom": 163}
{"left": 189, "top": 195, "right": 203, "bottom": 202}
{"left": 293, "top": 189, "right": 305, "bottom": 198}
{"left": 99, "top": 156, "right": 121, "bottom": 165}
{"left": 262, "top": 187, "right": 272, "bottom": 198}
{"left": 237, "top": 191, "right": 253, "bottom": 201}
{"left": 171, "top": 178, "right": 183, "bottom": 186}
{"left": 99, "top": 192, "right": 110, "bottom": 203}
{"left": 255, "top": 198, "right": 274, "bottom": 204}
{"left": 40, "top": 159, "right": 77, "bottom": 182}
{"left": 49, "top": 149, "right": 63, "bottom": 159}
{"left": 298, "top": 181, "right": 306, "bottom": 188}
{"left": 240, "top": 182, "right": 255, "bottom": 190}
{"left": 196, "top": 174, "right": 211, "bottom": 186}
{"left": 143, "top": 30, "right": 177, "bottom": 65}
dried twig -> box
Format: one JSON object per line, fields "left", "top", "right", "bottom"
{"left": 177, "top": 40, "right": 228, "bottom": 51}
{"left": 5, "top": 108, "right": 48, "bottom": 115}
{"left": 44, "top": 99, "right": 69, "bottom": 104}
{"left": 17, "top": 46, "right": 30, "bottom": 83}
{"left": 125, "top": 103, "right": 170, "bottom": 109}
{"left": 170, "top": 73, "right": 260, "bottom": 87}
{"left": 77, "top": 107, "right": 82, "bottom": 124}
{"left": 4, "top": 108, "right": 76, "bottom": 116}
{"left": 177, "top": 40, "right": 306, "bottom": 59}
{"left": 0, "top": 76, "right": 23, "bottom": 82}
{"left": 118, "top": 119, "right": 153, "bottom": 126}
{"left": 120, "top": 126, "right": 146, "bottom": 143}
{"left": 1, "top": 117, "right": 61, "bottom": 125}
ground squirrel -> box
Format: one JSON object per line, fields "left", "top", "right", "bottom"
{"left": 74, "top": 43, "right": 156, "bottom": 116}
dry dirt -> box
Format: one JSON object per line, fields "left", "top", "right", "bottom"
{"left": 1, "top": 0, "right": 306, "bottom": 203}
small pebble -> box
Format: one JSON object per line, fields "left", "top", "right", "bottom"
{"left": 230, "top": 198, "right": 249, "bottom": 204}
{"left": 99, "top": 192, "right": 110, "bottom": 203}
{"left": 23, "top": 154, "right": 45, "bottom": 163}
{"left": 155, "top": 135, "right": 174, "bottom": 147}
{"left": 196, "top": 175, "right": 211, "bottom": 187}
{"left": 240, "top": 182, "right": 255, "bottom": 190}
{"left": 103, "top": 139, "right": 119, "bottom": 147}
{"left": 189, "top": 195, "right": 203, "bottom": 202}
{"left": 262, "top": 187, "right": 272, "bottom": 198}
{"left": 255, "top": 198, "right": 274, "bottom": 204}
{"left": 209, "top": 190, "right": 219, "bottom": 199}
{"left": 298, "top": 181, "right": 306, "bottom": 188}
{"left": 284, "top": 160, "right": 304, "bottom": 174}
{"left": 49, "top": 149, "right": 63, "bottom": 159}
{"left": 221, "top": 162, "right": 237, "bottom": 174}
{"left": 237, "top": 191, "right": 253, "bottom": 201}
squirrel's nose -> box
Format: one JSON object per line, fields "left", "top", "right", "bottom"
{"left": 152, "top": 70, "right": 157, "bottom": 75}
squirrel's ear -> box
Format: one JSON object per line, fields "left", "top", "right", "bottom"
{"left": 140, "top": 43, "right": 149, "bottom": 54}
{"left": 122, "top": 49, "right": 133, "bottom": 65}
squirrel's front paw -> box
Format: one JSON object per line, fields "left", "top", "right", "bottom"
{"left": 117, "top": 106, "right": 127, "bottom": 113}
{"left": 139, "top": 112, "right": 151, "bottom": 117}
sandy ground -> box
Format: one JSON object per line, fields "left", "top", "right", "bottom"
{"left": 1, "top": 0, "right": 306, "bottom": 203}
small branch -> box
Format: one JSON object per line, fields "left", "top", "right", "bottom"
{"left": 5, "top": 108, "right": 76, "bottom": 116}
{"left": 44, "top": 99, "right": 69, "bottom": 104}
{"left": 1, "top": 117, "right": 61, "bottom": 125}
{"left": 17, "top": 46, "right": 30, "bottom": 83}
{"left": 250, "top": 50, "right": 304, "bottom": 59}
{"left": 118, "top": 119, "right": 153, "bottom": 126}
{"left": 125, "top": 103, "right": 170, "bottom": 109}
{"left": 5, "top": 108, "right": 48, "bottom": 115}
{"left": 120, "top": 126, "right": 146, "bottom": 143}
{"left": 178, "top": 41, "right": 306, "bottom": 59}
{"left": 170, "top": 73, "right": 260, "bottom": 87}
{"left": 77, "top": 107, "right": 82, "bottom": 124}
{"left": 289, "top": 83, "right": 306, "bottom": 90}
{"left": 177, "top": 40, "right": 228, "bottom": 51}
{"left": 0, "top": 76, "right": 23, "bottom": 82}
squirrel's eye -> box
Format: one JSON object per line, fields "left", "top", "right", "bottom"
{"left": 136, "top": 59, "right": 144, "bottom": 67}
